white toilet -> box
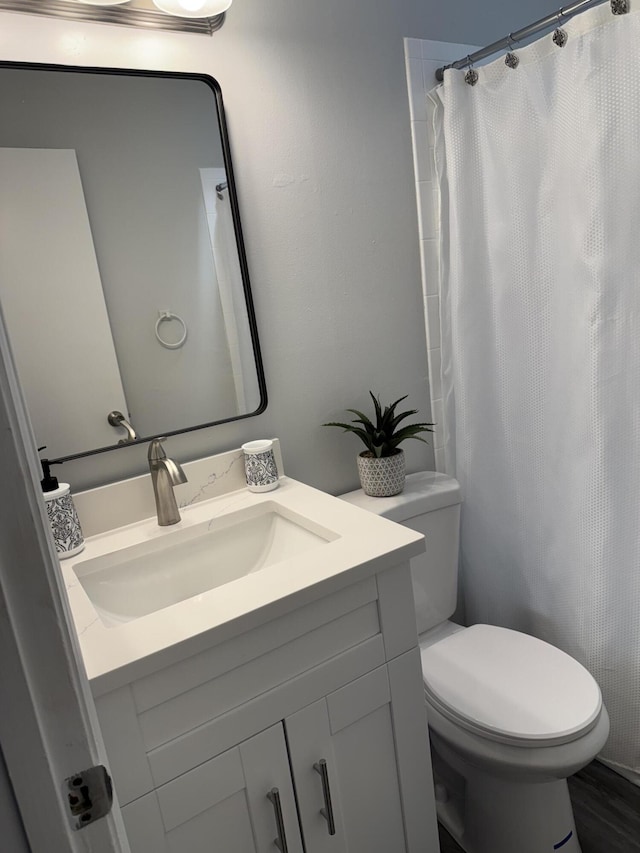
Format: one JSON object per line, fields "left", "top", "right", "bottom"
{"left": 341, "top": 471, "right": 609, "bottom": 853}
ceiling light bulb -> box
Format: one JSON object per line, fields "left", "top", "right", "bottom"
{"left": 72, "top": 1, "right": 131, "bottom": 6}
{"left": 177, "top": 0, "right": 206, "bottom": 9}
{"left": 152, "top": 0, "right": 231, "bottom": 17}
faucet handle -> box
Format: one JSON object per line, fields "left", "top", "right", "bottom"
{"left": 147, "top": 438, "right": 187, "bottom": 487}
{"left": 148, "top": 437, "right": 168, "bottom": 461}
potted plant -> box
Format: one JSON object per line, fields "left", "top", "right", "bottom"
{"left": 324, "top": 392, "right": 434, "bottom": 497}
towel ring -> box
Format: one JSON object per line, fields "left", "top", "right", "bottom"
{"left": 155, "top": 311, "right": 187, "bottom": 349}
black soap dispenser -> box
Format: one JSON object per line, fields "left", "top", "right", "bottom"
{"left": 39, "top": 450, "right": 84, "bottom": 559}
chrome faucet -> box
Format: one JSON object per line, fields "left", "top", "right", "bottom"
{"left": 147, "top": 438, "right": 188, "bottom": 526}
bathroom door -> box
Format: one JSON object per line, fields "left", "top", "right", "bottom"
{"left": 0, "top": 311, "right": 130, "bottom": 853}
{"left": 0, "top": 147, "right": 130, "bottom": 459}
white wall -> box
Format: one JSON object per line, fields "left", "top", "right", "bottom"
{"left": 0, "top": 0, "right": 555, "bottom": 495}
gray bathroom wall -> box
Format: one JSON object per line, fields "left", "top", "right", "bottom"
{"left": 0, "top": 0, "right": 555, "bottom": 496}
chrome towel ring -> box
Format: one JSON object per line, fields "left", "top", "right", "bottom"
{"left": 155, "top": 310, "right": 187, "bottom": 349}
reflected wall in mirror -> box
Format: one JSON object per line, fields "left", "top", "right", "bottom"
{"left": 0, "top": 64, "right": 266, "bottom": 462}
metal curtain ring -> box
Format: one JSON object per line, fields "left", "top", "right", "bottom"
{"left": 505, "top": 35, "right": 519, "bottom": 69}
{"left": 155, "top": 311, "right": 187, "bottom": 349}
{"left": 464, "top": 56, "right": 479, "bottom": 86}
{"left": 610, "top": 0, "right": 629, "bottom": 14}
{"left": 553, "top": 11, "right": 568, "bottom": 47}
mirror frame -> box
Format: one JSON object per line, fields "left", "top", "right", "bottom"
{"left": 0, "top": 60, "right": 267, "bottom": 464}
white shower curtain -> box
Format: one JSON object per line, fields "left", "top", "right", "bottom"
{"left": 200, "top": 167, "right": 260, "bottom": 415}
{"left": 432, "top": 2, "right": 640, "bottom": 782}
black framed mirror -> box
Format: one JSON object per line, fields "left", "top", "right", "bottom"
{"left": 0, "top": 62, "right": 267, "bottom": 463}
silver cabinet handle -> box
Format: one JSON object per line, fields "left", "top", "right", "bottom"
{"left": 267, "top": 787, "right": 289, "bottom": 852}
{"left": 313, "top": 760, "right": 336, "bottom": 836}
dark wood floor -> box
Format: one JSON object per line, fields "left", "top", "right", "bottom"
{"left": 438, "top": 761, "right": 640, "bottom": 853}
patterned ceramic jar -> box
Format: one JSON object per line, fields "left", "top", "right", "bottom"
{"left": 241, "top": 440, "right": 279, "bottom": 492}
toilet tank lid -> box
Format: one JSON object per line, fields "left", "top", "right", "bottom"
{"left": 340, "top": 471, "right": 461, "bottom": 522}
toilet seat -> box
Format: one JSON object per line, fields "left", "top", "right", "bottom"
{"left": 420, "top": 624, "right": 602, "bottom": 747}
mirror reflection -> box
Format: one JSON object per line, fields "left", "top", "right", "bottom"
{"left": 0, "top": 65, "right": 266, "bottom": 462}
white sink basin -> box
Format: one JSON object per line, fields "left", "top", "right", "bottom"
{"left": 73, "top": 502, "right": 336, "bottom": 627}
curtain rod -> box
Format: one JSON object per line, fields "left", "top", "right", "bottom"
{"left": 435, "top": 0, "right": 623, "bottom": 81}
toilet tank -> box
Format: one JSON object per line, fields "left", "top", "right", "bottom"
{"left": 340, "top": 472, "right": 461, "bottom": 635}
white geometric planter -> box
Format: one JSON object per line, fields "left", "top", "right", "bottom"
{"left": 357, "top": 449, "right": 406, "bottom": 497}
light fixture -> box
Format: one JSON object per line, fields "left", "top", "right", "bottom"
{"left": 152, "top": 0, "right": 231, "bottom": 16}
{"left": 0, "top": 0, "right": 228, "bottom": 34}
{"left": 73, "top": 1, "right": 131, "bottom": 5}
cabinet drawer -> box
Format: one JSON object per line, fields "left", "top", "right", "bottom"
{"left": 139, "top": 601, "right": 381, "bottom": 750}
{"left": 147, "top": 633, "right": 386, "bottom": 787}
{"left": 132, "top": 577, "right": 378, "bottom": 714}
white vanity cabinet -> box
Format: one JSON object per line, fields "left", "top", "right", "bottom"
{"left": 123, "top": 722, "right": 304, "bottom": 853}
{"left": 93, "top": 564, "right": 439, "bottom": 853}
{"left": 284, "top": 663, "right": 410, "bottom": 853}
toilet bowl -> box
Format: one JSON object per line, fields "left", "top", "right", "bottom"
{"left": 420, "top": 623, "right": 609, "bottom": 852}
{"left": 340, "top": 472, "right": 609, "bottom": 853}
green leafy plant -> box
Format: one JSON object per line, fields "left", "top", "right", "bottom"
{"left": 324, "top": 392, "right": 434, "bottom": 458}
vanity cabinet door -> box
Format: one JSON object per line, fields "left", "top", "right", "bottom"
{"left": 123, "top": 723, "right": 303, "bottom": 853}
{"left": 285, "top": 665, "right": 407, "bottom": 853}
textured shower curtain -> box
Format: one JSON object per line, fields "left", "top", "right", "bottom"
{"left": 433, "top": 3, "right": 640, "bottom": 782}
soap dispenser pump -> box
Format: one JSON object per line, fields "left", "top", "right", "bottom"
{"left": 39, "top": 450, "right": 84, "bottom": 559}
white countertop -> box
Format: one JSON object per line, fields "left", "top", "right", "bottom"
{"left": 63, "top": 477, "right": 425, "bottom": 696}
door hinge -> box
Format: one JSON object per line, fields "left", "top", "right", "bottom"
{"left": 64, "top": 765, "right": 113, "bottom": 830}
